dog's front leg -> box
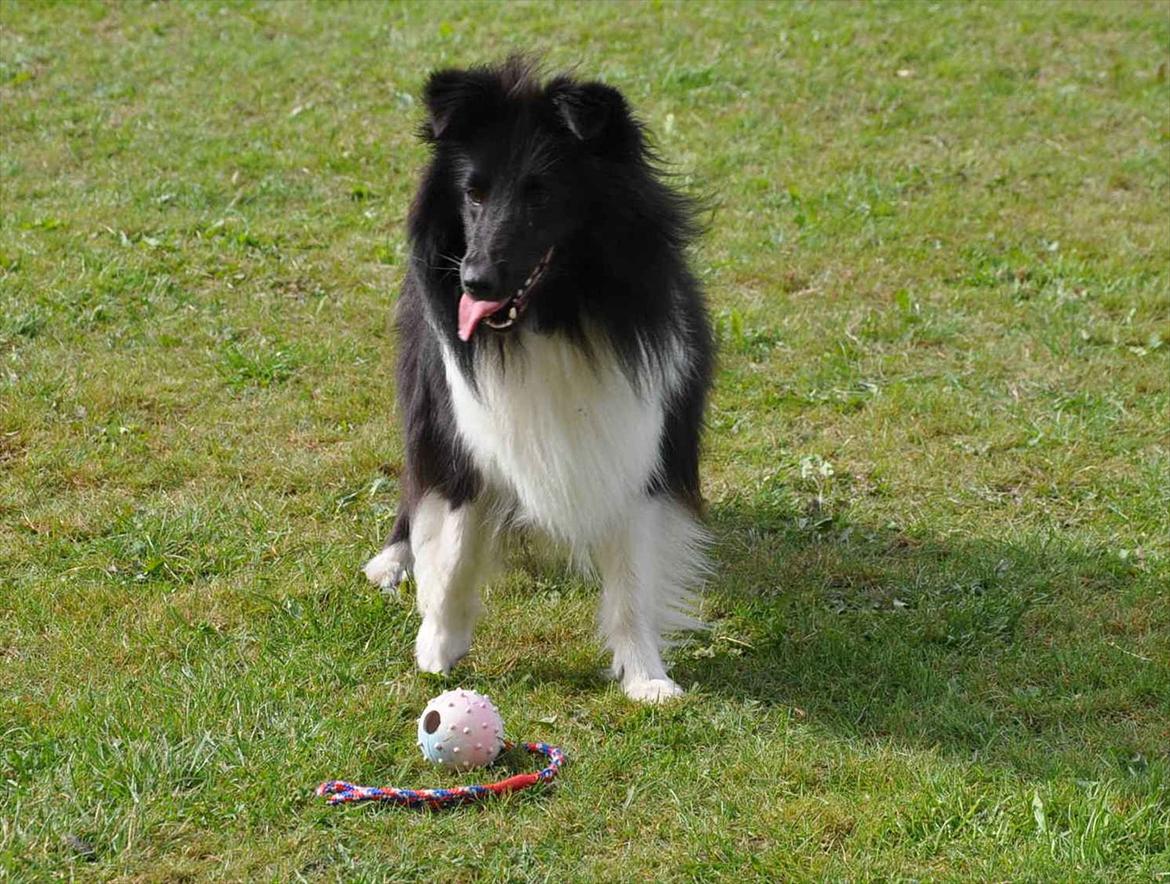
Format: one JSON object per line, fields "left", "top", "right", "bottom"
{"left": 595, "top": 496, "right": 707, "bottom": 703}
{"left": 410, "top": 492, "right": 494, "bottom": 674}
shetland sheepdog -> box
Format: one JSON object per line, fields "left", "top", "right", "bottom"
{"left": 363, "top": 58, "right": 714, "bottom": 702}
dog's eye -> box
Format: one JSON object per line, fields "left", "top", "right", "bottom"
{"left": 465, "top": 186, "right": 486, "bottom": 206}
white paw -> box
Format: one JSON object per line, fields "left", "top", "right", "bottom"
{"left": 414, "top": 617, "right": 471, "bottom": 675}
{"left": 623, "top": 677, "right": 684, "bottom": 704}
{"left": 363, "top": 543, "right": 412, "bottom": 594}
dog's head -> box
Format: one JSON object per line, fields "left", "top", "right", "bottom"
{"left": 414, "top": 57, "right": 646, "bottom": 342}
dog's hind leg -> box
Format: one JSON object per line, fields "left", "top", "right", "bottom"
{"left": 410, "top": 491, "right": 496, "bottom": 674}
{"left": 595, "top": 495, "right": 708, "bottom": 703}
{"left": 363, "top": 507, "right": 414, "bottom": 594}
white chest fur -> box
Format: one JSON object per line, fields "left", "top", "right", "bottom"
{"left": 442, "top": 333, "right": 671, "bottom": 550}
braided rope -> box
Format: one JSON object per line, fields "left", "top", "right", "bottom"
{"left": 316, "top": 741, "right": 565, "bottom": 809}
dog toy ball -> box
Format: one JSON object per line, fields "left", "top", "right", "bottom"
{"left": 416, "top": 689, "right": 504, "bottom": 770}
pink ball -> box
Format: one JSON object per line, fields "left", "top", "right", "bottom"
{"left": 416, "top": 689, "right": 505, "bottom": 770}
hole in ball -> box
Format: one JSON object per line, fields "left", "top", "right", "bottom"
{"left": 423, "top": 710, "right": 441, "bottom": 734}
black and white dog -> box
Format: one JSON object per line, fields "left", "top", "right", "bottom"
{"left": 363, "top": 58, "right": 714, "bottom": 702}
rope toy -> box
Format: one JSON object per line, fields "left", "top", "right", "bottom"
{"left": 316, "top": 741, "right": 565, "bottom": 808}
{"left": 315, "top": 689, "right": 566, "bottom": 809}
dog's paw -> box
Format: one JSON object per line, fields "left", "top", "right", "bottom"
{"left": 415, "top": 617, "right": 471, "bottom": 675}
{"left": 363, "top": 543, "right": 412, "bottom": 594}
{"left": 622, "top": 677, "right": 684, "bottom": 704}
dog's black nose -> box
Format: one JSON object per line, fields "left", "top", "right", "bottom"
{"left": 460, "top": 256, "right": 500, "bottom": 300}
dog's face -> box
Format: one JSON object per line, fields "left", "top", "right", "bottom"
{"left": 418, "top": 60, "right": 641, "bottom": 342}
{"left": 451, "top": 120, "right": 576, "bottom": 339}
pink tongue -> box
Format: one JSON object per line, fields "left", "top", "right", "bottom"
{"left": 458, "top": 293, "right": 508, "bottom": 341}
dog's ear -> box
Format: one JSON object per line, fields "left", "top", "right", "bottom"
{"left": 548, "top": 79, "right": 640, "bottom": 157}
{"left": 422, "top": 68, "right": 496, "bottom": 141}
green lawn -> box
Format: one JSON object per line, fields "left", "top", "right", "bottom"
{"left": 2, "top": 0, "right": 1168, "bottom": 879}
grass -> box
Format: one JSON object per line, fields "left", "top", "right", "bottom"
{"left": 1, "top": 0, "right": 1168, "bottom": 879}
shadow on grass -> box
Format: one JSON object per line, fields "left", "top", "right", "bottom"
{"left": 665, "top": 498, "right": 1166, "bottom": 780}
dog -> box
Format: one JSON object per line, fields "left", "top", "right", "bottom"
{"left": 363, "top": 58, "right": 714, "bottom": 702}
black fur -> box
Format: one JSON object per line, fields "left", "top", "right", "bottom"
{"left": 385, "top": 57, "right": 713, "bottom": 550}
